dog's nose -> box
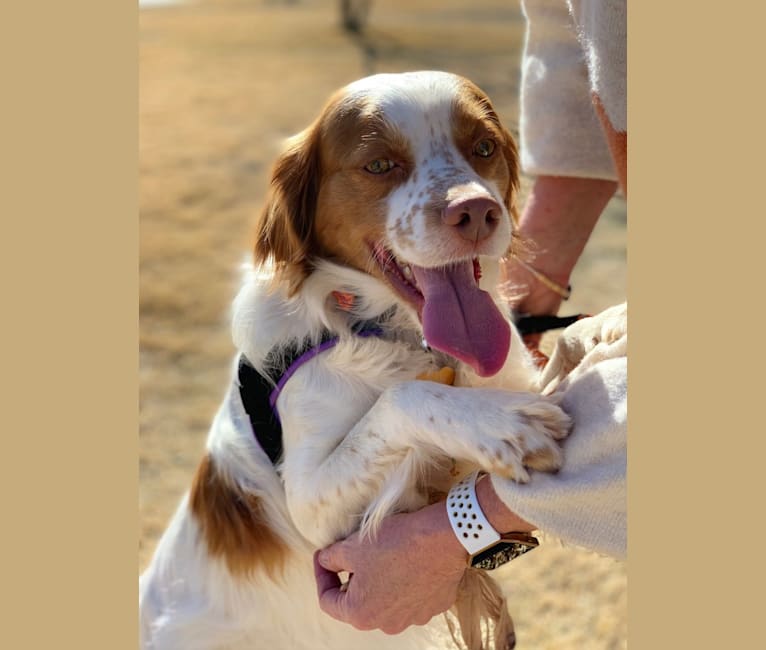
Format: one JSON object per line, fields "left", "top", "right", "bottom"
{"left": 442, "top": 196, "right": 501, "bottom": 243}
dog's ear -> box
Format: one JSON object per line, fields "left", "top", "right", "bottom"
{"left": 499, "top": 126, "right": 521, "bottom": 226}
{"left": 254, "top": 122, "right": 322, "bottom": 292}
{"left": 498, "top": 125, "right": 526, "bottom": 260}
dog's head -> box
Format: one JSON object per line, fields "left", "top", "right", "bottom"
{"left": 254, "top": 71, "right": 520, "bottom": 376}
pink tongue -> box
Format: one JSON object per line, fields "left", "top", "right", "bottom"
{"left": 411, "top": 262, "right": 510, "bottom": 377}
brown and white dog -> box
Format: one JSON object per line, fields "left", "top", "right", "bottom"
{"left": 139, "top": 71, "right": 571, "bottom": 650}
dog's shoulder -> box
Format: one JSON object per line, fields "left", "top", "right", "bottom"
{"left": 231, "top": 263, "right": 325, "bottom": 371}
{"left": 232, "top": 260, "right": 410, "bottom": 366}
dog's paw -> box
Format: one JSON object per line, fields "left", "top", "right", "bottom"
{"left": 476, "top": 398, "right": 571, "bottom": 483}
{"left": 516, "top": 397, "right": 572, "bottom": 442}
{"left": 516, "top": 399, "right": 571, "bottom": 471}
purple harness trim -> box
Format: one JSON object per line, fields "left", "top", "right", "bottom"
{"left": 267, "top": 329, "right": 382, "bottom": 423}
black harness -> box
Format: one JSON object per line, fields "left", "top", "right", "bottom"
{"left": 237, "top": 357, "right": 289, "bottom": 466}
{"left": 238, "top": 323, "right": 383, "bottom": 465}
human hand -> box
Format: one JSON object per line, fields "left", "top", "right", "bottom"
{"left": 314, "top": 501, "right": 467, "bottom": 635}
{"left": 537, "top": 302, "right": 627, "bottom": 393}
{"left": 505, "top": 264, "right": 567, "bottom": 318}
{"left": 314, "top": 477, "right": 535, "bottom": 635}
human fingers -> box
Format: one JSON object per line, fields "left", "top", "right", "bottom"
{"left": 313, "top": 550, "right": 350, "bottom": 622}
{"left": 412, "top": 612, "right": 435, "bottom": 627}
{"left": 314, "top": 550, "right": 381, "bottom": 631}
{"left": 380, "top": 611, "right": 434, "bottom": 635}
{"left": 316, "top": 541, "right": 353, "bottom": 574}
{"left": 313, "top": 550, "right": 342, "bottom": 596}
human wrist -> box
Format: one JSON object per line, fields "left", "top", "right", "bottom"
{"left": 440, "top": 472, "right": 536, "bottom": 566}
{"left": 475, "top": 473, "right": 535, "bottom": 535}
{"left": 518, "top": 175, "right": 616, "bottom": 265}
{"left": 414, "top": 475, "right": 537, "bottom": 568}
{"left": 511, "top": 279, "right": 565, "bottom": 317}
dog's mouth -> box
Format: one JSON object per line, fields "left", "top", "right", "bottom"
{"left": 370, "top": 243, "right": 510, "bottom": 377}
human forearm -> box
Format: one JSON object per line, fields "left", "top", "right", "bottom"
{"left": 474, "top": 471, "right": 536, "bottom": 536}
{"left": 593, "top": 93, "right": 627, "bottom": 196}
{"left": 505, "top": 175, "right": 617, "bottom": 315}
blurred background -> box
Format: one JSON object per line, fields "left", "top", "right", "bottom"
{"left": 139, "top": 1, "right": 627, "bottom": 647}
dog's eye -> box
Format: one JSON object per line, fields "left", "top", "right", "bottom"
{"left": 364, "top": 158, "right": 396, "bottom": 174}
{"left": 473, "top": 139, "right": 496, "bottom": 158}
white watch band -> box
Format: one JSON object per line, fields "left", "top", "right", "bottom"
{"left": 446, "top": 471, "right": 500, "bottom": 556}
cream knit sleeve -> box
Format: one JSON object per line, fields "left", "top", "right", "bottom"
{"left": 519, "top": 0, "right": 624, "bottom": 180}
{"left": 490, "top": 355, "right": 627, "bottom": 559}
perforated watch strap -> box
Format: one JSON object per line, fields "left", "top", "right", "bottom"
{"left": 446, "top": 472, "right": 500, "bottom": 556}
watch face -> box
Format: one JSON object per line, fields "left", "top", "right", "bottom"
{"left": 470, "top": 534, "right": 539, "bottom": 570}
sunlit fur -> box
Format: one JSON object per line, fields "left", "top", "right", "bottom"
{"left": 140, "top": 71, "right": 571, "bottom": 650}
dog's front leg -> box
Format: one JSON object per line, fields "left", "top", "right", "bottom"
{"left": 279, "top": 380, "right": 570, "bottom": 548}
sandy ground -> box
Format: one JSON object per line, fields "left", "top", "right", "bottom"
{"left": 139, "top": 1, "right": 627, "bottom": 647}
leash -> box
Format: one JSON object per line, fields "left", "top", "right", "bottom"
{"left": 515, "top": 313, "right": 591, "bottom": 368}
{"left": 514, "top": 313, "right": 588, "bottom": 336}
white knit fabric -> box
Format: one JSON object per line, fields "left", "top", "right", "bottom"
{"left": 491, "top": 353, "right": 627, "bottom": 559}
{"left": 568, "top": 0, "right": 627, "bottom": 132}
{"left": 519, "top": 0, "right": 626, "bottom": 180}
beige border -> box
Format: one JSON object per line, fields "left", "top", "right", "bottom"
{"left": 629, "top": 3, "right": 759, "bottom": 648}
{"left": 3, "top": 2, "right": 137, "bottom": 648}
